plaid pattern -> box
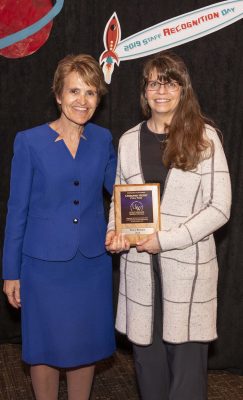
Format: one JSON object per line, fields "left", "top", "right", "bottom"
{"left": 108, "top": 123, "right": 231, "bottom": 344}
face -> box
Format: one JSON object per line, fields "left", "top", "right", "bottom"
{"left": 145, "top": 69, "right": 181, "bottom": 120}
{"left": 56, "top": 71, "right": 99, "bottom": 127}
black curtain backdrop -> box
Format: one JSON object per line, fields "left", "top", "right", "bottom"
{"left": 0, "top": 0, "right": 243, "bottom": 373}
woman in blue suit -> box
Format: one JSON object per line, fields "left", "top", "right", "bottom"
{"left": 2, "top": 54, "right": 116, "bottom": 400}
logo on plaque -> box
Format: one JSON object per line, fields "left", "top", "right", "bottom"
{"left": 130, "top": 201, "right": 143, "bottom": 212}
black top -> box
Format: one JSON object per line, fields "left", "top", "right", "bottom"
{"left": 140, "top": 121, "right": 168, "bottom": 197}
{"left": 140, "top": 121, "right": 167, "bottom": 312}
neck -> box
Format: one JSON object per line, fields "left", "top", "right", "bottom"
{"left": 52, "top": 116, "right": 84, "bottom": 140}
{"left": 148, "top": 112, "right": 173, "bottom": 133}
{"left": 148, "top": 113, "right": 173, "bottom": 133}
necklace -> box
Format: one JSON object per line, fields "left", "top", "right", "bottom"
{"left": 151, "top": 132, "right": 168, "bottom": 150}
{"left": 146, "top": 121, "right": 168, "bottom": 149}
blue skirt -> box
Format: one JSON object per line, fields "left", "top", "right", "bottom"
{"left": 20, "top": 251, "right": 116, "bottom": 367}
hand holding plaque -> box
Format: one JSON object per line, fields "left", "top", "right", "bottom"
{"left": 114, "top": 184, "right": 160, "bottom": 246}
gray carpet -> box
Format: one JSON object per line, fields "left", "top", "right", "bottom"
{"left": 0, "top": 344, "right": 243, "bottom": 399}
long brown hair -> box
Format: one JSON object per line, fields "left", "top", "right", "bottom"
{"left": 141, "top": 51, "right": 214, "bottom": 171}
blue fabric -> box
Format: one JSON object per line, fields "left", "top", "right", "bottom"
{"left": 21, "top": 251, "right": 116, "bottom": 367}
{"left": 2, "top": 122, "right": 117, "bottom": 366}
{"left": 3, "top": 122, "right": 117, "bottom": 279}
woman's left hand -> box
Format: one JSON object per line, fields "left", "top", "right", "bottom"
{"left": 136, "top": 233, "right": 161, "bottom": 254}
{"left": 105, "top": 230, "right": 130, "bottom": 253}
{"left": 3, "top": 280, "right": 21, "bottom": 309}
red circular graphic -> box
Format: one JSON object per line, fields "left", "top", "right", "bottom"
{"left": 0, "top": 0, "right": 53, "bottom": 58}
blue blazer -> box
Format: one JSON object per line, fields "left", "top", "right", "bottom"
{"left": 3, "top": 123, "right": 117, "bottom": 279}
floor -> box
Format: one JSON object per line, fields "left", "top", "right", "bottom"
{"left": 0, "top": 344, "right": 243, "bottom": 399}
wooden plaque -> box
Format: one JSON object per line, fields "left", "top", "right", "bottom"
{"left": 114, "top": 183, "right": 160, "bottom": 246}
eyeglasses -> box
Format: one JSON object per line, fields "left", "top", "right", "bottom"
{"left": 146, "top": 80, "right": 180, "bottom": 92}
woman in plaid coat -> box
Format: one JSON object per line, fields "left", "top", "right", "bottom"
{"left": 106, "top": 51, "right": 231, "bottom": 400}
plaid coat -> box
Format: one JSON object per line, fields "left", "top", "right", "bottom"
{"left": 108, "top": 123, "right": 231, "bottom": 345}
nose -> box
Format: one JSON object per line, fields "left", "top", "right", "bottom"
{"left": 79, "top": 93, "right": 86, "bottom": 103}
{"left": 157, "top": 83, "right": 167, "bottom": 94}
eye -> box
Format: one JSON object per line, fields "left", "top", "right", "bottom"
{"left": 148, "top": 81, "right": 158, "bottom": 89}
{"left": 168, "top": 82, "right": 178, "bottom": 89}
{"left": 70, "top": 88, "right": 79, "bottom": 94}
{"left": 86, "top": 90, "right": 97, "bottom": 97}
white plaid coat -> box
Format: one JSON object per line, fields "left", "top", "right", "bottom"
{"left": 108, "top": 123, "right": 231, "bottom": 344}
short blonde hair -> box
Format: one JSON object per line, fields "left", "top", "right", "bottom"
{"left": 52, "top": 54, "right": 107, "bottom": 99}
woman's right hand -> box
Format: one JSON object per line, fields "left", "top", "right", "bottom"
{"left": 105, "top": 230, "right": 130, "bottom": 253}
{"left": 3, "top": 280, "right": 21, "bottom": 309}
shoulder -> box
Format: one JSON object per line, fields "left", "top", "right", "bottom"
{"left": 204, "top": 124, "right": 222, "bottom": 147}
{"left": 14, "top": 123, "right": 54, "bottom": 149}
{"left": 17, "top": 123, "right": 51, "bottom": 138}
{"left": 85, "top": 122, "right": 112, "bottom": 142}
{"left": 119, "top": 122, "right": 143, "bottom": 146}
{"left": 202, "top": 124, "right": 227, "bottom": 166}
{"left": 201, "top": 124, "right": 224, "bottom": 159}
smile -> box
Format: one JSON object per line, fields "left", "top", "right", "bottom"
{"left": 73, "top": 106, "right": 88, "bottom": 111}
{"left": 154, "top": 99, "right": 171, "bottom": 103}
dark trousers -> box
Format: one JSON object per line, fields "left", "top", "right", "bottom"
{"left": 133, "top": 256, "right": 208, "bottom": 400}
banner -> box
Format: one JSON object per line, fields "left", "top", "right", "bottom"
{"left": 100, "top": 0, "right": 243, "bottom": 83}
